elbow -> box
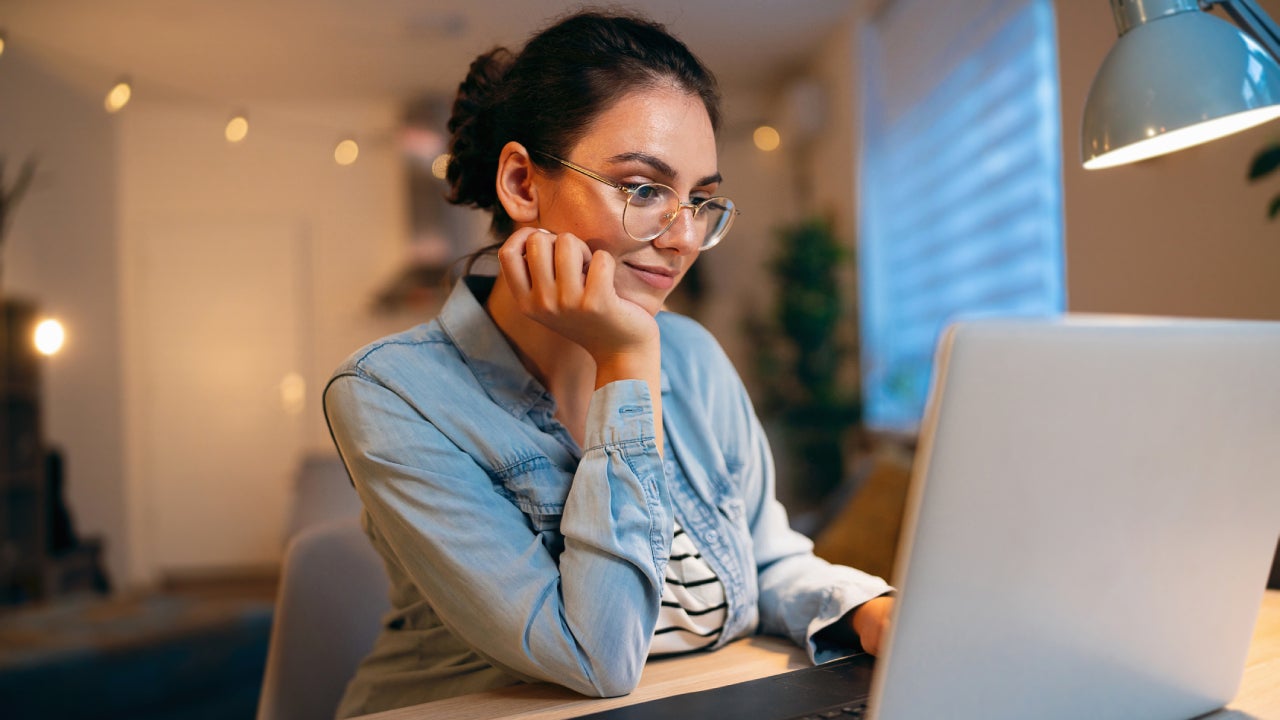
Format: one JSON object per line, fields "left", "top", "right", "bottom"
{"left": 565, "top": 654, "right": 644, "bottom": 698}
{"left": 581, "top": 670, "right": 642, "bottom": 699}
{"left": 594, "top": 667, "right": 644, "bottom": 698}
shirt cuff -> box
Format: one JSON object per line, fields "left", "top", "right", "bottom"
{"left": 808, "top": 583, "right": 896, "bottom": 664}
{"left": 583, "top": 380, "right": 657, "bottom": 452}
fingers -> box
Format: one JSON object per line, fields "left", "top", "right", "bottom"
{"left": 523, "top": 229, "right": 558, "bottom": 309}
{"left": 582, "top": 250, "right": 616, "bottom": 310}
{"left": 496, "top": 226, "right": 547, "bottom": 299}
{"left": 498, "top": 227, "right": 595, "bottom": 315}
{"left": 553, "top": 232, "right": 592, "bottom": 304}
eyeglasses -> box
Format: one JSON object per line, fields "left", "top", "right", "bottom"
{"left": 536, "top": 152, "right": 737, "bottom": 250}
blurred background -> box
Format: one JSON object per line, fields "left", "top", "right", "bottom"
{"left": 2, "top": 0, "right": 1279, "bottom": 718}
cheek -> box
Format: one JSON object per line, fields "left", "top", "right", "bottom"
{"left": 585, "top": 234, "right": 635, "bottom": 261}
{"left": 564, "top": 188, "right": 615, "bottom": 229}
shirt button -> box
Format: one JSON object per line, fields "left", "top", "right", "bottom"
{"left": 706, "top": 530, "right": 719, "bottom": 543}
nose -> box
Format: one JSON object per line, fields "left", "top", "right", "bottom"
{"left": 652, "top": 205, "right": 701, "bottom": 254}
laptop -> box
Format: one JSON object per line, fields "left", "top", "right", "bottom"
{"left": 575, "top": 314, "right": 1280, "bottom": 720}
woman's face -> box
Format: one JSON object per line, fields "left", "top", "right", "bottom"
{"left": 534, "top": 85, "right": 720, "bottom": 316}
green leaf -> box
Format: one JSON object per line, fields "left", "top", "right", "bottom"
{"left": 1249, "top": 144, "right": 1280, "bottom": 181}
{"left": 1269, "top": 195, "right": 1280, "bottom": 220}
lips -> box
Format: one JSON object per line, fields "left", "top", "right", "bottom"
{"left": 624, "top": 261, "right": 678, "bottom": 290}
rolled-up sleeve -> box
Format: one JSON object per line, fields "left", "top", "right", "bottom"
{"left": 325, "top": 372, "right": 671, "bottom": 697}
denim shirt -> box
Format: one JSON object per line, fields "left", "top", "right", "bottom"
{"left": 324, "top": 277, "right": 892, "bottom": 718}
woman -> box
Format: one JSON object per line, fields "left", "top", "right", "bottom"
{"left": 324, "top": 10, "right": 894, "bottom": 718}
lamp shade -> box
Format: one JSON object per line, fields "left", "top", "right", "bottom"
{"left": 1082, "top": 6, "right": 1280, "bottom": 169}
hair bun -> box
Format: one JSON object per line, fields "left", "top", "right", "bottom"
{"left": 444, "top": 12, "right": 720, "bottom": 240}
{"left": 446, "top": 47, "right": 515, "bottom": 210}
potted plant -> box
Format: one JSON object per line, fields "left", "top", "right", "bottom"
{"left": 747, "top": 216, "right": 861, "bottom": 508}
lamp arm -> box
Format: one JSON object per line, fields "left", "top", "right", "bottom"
{"left": 1205, "top": 0, "right": 1280, "bottom": 60}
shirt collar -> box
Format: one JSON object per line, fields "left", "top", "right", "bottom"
{"left": 438, "top": 276, "right": 548, "bottom": 418}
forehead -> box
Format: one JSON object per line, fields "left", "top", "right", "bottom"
{"left": 570, "top": 86, "right": 718, "bottom": 179}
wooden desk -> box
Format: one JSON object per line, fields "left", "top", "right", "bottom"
{"left": 359, "top": 590, "right": 1280, "bottom": 720}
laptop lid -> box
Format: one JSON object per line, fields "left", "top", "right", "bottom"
{"left": 870, "top": 315, "right": 1280, "bottom": 720}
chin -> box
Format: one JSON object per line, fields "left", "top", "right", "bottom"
{"left": 614, "top": 274, "right": 675, "bottom": 314}
{"left": 618, "top": 286, "right": 668, "bottom": 317}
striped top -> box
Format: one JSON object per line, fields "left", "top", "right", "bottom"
{"left": 648, "top": 520, "right": 728, "bottom": 656}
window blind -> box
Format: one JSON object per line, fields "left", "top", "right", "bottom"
{"left": 858, "top": 0, "right": 1065, "bottom": 432}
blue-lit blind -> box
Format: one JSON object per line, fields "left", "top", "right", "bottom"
{"left": 858, "top": 0, "right": 1065, "bottom": 433}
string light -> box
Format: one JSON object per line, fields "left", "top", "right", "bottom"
{"left": 104, "top": 77, "right": 132, "bottom": 113}
{"left": 334, "top": 138, "right": 359, "bottom": 166}
{"left": 753, "top": 125, "right": 781, "bottom": 152}
{"left": 34, "top": 319, "right": 66, "bottom": 356}
{"left": 225, "top": 113, "right": 249, "bottom": 143}
{"left": 7, "top": 25, "right": 390, "bottom": 168}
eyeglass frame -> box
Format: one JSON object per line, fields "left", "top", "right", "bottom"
{"left": 533, "top": 151, "right": 738, "bottom": 250}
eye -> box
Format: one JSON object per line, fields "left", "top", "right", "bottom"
{"left": 628, "top": 184, "right": 666, "bottom": 207}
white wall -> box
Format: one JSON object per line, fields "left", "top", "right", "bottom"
{"left": 1054, "top": 1, "right": 1280, "bottom": 320}
{"left": 117, "top": 98, "right": 411, "bottom": 582}
{"left": 802, "top": 15, "right": 864, "bottom": 400}
{"left": 5, "top": 42, "right": 419, "bottom": 587}
{"left": 801, "top": 15, "right": 862, "bottom": 246}
{"left": 0, "top": 45, "right": 129, "bottom": 586}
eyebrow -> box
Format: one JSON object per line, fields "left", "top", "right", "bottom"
{"left": 606, "top": 151, "right": 723, "bottom": 187}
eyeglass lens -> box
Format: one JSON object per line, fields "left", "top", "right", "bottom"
{"left": 622, "top": 185, "right": 735, "bottom": 249}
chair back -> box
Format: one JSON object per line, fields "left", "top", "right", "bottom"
{"left": 257, "top": 518, "right": 388, "bottom": 720}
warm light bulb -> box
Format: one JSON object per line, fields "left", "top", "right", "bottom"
{"left": 105, "top": 79, "right": 132, "bottom": 113}
{"left": 431, "top": 153, "right": 450, "bottom": 180}
{"left": 34, "top": 319, "right": 65, "bottom": 356}
{"left": 225, "top": 114, "right": 249, "bottom": 143}
{"left": 753, "top": 125, "right": 781, "bottom": 152}
{"left": 334, "top": 138, "right": 359, "bottom": 165}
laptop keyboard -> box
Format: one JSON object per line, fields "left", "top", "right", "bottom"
{"left": 786, "top": 698, "right": 869, "bottom": 719}
{"left": 568, "top": 653, "right": 875, "bottom": 720}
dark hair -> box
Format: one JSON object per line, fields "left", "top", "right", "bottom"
{"left": 445, "top": 9, "right": 722, "bottom": 252}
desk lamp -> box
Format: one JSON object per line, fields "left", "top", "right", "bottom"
{"left": 1082, "top": 0, "right": 1280, "bottom": 169}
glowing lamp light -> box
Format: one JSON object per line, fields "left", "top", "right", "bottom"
{"left": 34, "top": 319, "right": 66, "bottom": 356}
{"left": 334, "top": 138, "right": 360, "bottom": 166}
{"left": 753, "top": 125, "right": 781, "bottom": 152}
{"left": 0, "top": 31, "right": 7, "bottom": 58}
{"left": 225, "top": 114, "right": 249, "bottom": 143}
{"left": 105, "top": 79, "right": 132, "bottom": 113}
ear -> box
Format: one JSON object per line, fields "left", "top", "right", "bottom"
{"left": 495, "top": 141, "right": 540, "bottom": 225}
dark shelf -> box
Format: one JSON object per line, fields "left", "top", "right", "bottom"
{"left": 1, "top": 299, "right": 110, "bottom": 607}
